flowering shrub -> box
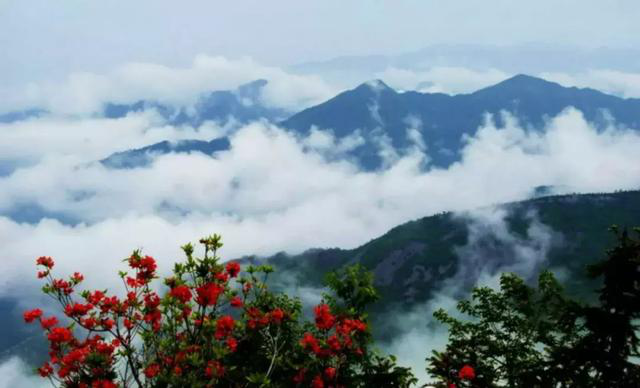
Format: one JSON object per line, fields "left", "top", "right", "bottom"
{"left": 24, "top": 234, "right": 416, "bottom": 387}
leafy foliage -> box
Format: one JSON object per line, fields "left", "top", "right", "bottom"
{"left": 428, "top": 226, "right": 640, "bottom": 387}
{"left": 428, "top": 271, "right": 583, "bottom": 387}
{"left": 24, "top": 234, "right": 417, "bottom": 387}
{"left": 563, "top": 226, "right": 640, "bottom": 386}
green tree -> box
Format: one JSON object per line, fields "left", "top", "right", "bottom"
{"left": 563, "top": 226, "right": 640, "bottom": 387}
{"left": 428, "top": 225, "right": 640, "bottom": 387}
{"left": 427, "top": 271, "right": 585, "bottom": 387}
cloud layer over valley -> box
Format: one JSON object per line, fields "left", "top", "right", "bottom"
{"left": 2, "top": 56, "right": 640, "bottom": 387}
{"left": 2, "top": 105, "right": 640, "bottom": 298}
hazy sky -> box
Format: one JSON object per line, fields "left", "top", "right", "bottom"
{"left": 2, "top": 3, "right": 640, "bottom": 384}
{"left": 2, "top": 0, "right": 639, "bottom": 88}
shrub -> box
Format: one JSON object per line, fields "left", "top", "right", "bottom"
{"left": 25, "top": 234, "right": 416, "bottom": 387}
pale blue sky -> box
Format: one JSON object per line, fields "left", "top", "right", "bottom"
{"left": 1, "top": 0, "right": 639, "bottom": 88}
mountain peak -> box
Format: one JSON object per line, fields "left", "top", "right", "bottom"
{"left": 471, "top": 74, "right": 564, "bottom": 97}
{"left": 495, "top": 74, "right": 559, "bottom": 89}
{"left": 356, "top": 79, "right": 393, "bottom": 93}
{"left": 236, "top": 79, "right": 268, "bottom": 99}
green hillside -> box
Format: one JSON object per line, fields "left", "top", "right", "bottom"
{"left": 5, "top": 190, "right": 640, "bottom": 364}
{"left": 259, "top": 190, "right": 640, "bottom": 338}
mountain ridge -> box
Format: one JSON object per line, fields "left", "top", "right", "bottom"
{"left": 281, "top": 74, "right": 640, "bottom": 169}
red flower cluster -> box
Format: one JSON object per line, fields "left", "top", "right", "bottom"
{"left": 215, "top": 315, "right": 235, "bottom": 339}
{"left": 127, "top": 254, "right": 157, "bottom": 285}
{"left": 225, "top": 261, "right": 241, "bottom": 277}
{"left": 170, "top": 284, "right": 192, "bottom": 303}
{"left": 37, "top": 256, "right": 54, "bottom": 268}
{"left": 448, "top": 364, "right": 476, "bottom": 388}
{"left": 64, "top": 302, "right": 94, "bottom": 317}
{"left": 295, "top": 303, "right": 370, "bottom": 386}
{"left": 47, "top": 327, "right": 73, "bottom": 343}
{"left": 270, "top": 307, "right": 285, "bottom": 324}
{"left": 52, "top": 278, "right": 74, "bottom": 295}
{"left": 195, "top": 282, "right": 224, "bottom": 306}
{"left": 25, "top": 237, "right": 383, "bottom": 388}
{"left": 300, "top": 332, "right": 321, "bottom": 354}
{"left": 24, "top": 308, "right": 43, "bottom": 323}
{"left": 230, "top": 296, "right": 243, "bottom": 307}
{"left": 459, "top": 364, "right": 475, "bottom": 380}
{"left": 41, "top": 316, "right": 59, "bottom": 329}
{"left": 144, "top": 363, "right": 160, "bottom": 378}
{"left": 244, "top": 306, "right": 287, "bottom": 330}
{"left": 314, "top": 304, "right": 336, "bottom": 330}
{"left": 71, "top": 272, "right": 84, "bottom": 283}
{"left": 205, "top": 360, "right": 225, "bottom": 378}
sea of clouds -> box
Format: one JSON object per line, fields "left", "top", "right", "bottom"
{"left": 2, "top": 55, "right": 640, "bottom": 386}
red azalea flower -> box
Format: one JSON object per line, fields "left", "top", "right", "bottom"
{"left": 37, "top": 362, "right": 54, "bottom": 377}
{"left": 144, "top": 363, "right": 160, "bottom": 378}
{"left": 270, "top": 308, "right": 285, "bottom": 324}
{"left": 36, "top": 256, "right": 54, "bottom": 268}
{"left": 215, "top": 272, "right": 229, "bottom": 283}
{"left": 230, "top": 296, "right": 243, "bottom": 308}
{"left": 40, "top": 316, "right": 58, "bottom": 329}
{"left": 324, "top": 367, "right": 337, "bottom": 380}
{"left": 215, "top": 315, "right": 235, "bottom": 339}
{"left": 52, "top": 279, "right": 73, "bottom": 295}
{"left": 144, "top": 292, "right": 161, "bottom": 309}
{"left": 92, "top": 380, "right": 117, "bottom": 388}
{"left": 205, "top": 360, "right": 225, "bottom": 378}
{"left": 226, "top": 337, "right": 238, "bottom": 352}
{"left": 64, "top": 302, "right": 93, "bottom": 317}
{"left": 300, "top": 332, "right": 321, "bottom": 354}
{"left": 169, "top": 285, "right": 192, "bottom": 304}
{"left": 313, "top": 304, "right": 335, "bottom": 330}
{"left": 459, "top": 364, "right": 476, "bottom": 380}
{"left": 196, "top": 283, "right": 223, "bottom": 306}
{"left": 327, "top": 334, "right": 341, "bottom": 351}
{"left": 88, "top": 290, "right": 105, "bottom": 305}
{"left": 311, "top": 374, "right": 324, "bottom": 388}
{"left": 225, "top": 261, "right": 241, "bottom": 277}
{"left": 23, "top": 308, "right": 43, "bottom": 323}
{"left": 47, "top": 327, "right": 73, "bottom": 343}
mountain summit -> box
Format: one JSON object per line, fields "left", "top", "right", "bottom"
{"left": 282, "top": 75, "right": 640, "bottom": 169}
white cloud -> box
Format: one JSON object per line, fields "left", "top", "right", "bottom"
{"left": 541, "top": 69, "right": 640, "bottom": 99}
{"left": 1, "top": 107, "right": 640, "bottom": 385}
{"left": 376, "top": 66, "right": 511, "bottom": 94}
{"left": 0, "top": 55, "right": 339, "bottom": 115}
{"left": 0, "top": 112, "right": 225, "bottom": 163}
{"left": 0, "top": 357, "right": 48, "bottom": 388}
{"left": 302, "top": 127, "right": 365, "bottom": 155}
{"left": 384, "top": 204, "right": 561, "bottom": 385}
{"left": 0, "top": 108, "right": 639, "bottom": 294}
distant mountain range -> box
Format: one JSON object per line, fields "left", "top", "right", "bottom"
{"left": 4, "top": 190, "right": 639, "bottom": 363}
{"left": 4, "top": 74, "right": 640, "bottom": 173}
{"left": 103, "top": 79, "right": 288, "bottom": 126}
{"left": 0, "top": 108, "right": 47, "bottom": 124}
{"left": 290, "top": 45, "right": 640, "bottom": 79}
{"left": 100, "top": 74, "right": 640, "bottom": 171}
{"left": 0, "top": 80, "right": 286, "bottom": 125}
{"left": 281, "top": 74, "right": 640, "bottom": 168}
{"left": 100, "top": 137, "right": 231, "bottom": 169}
